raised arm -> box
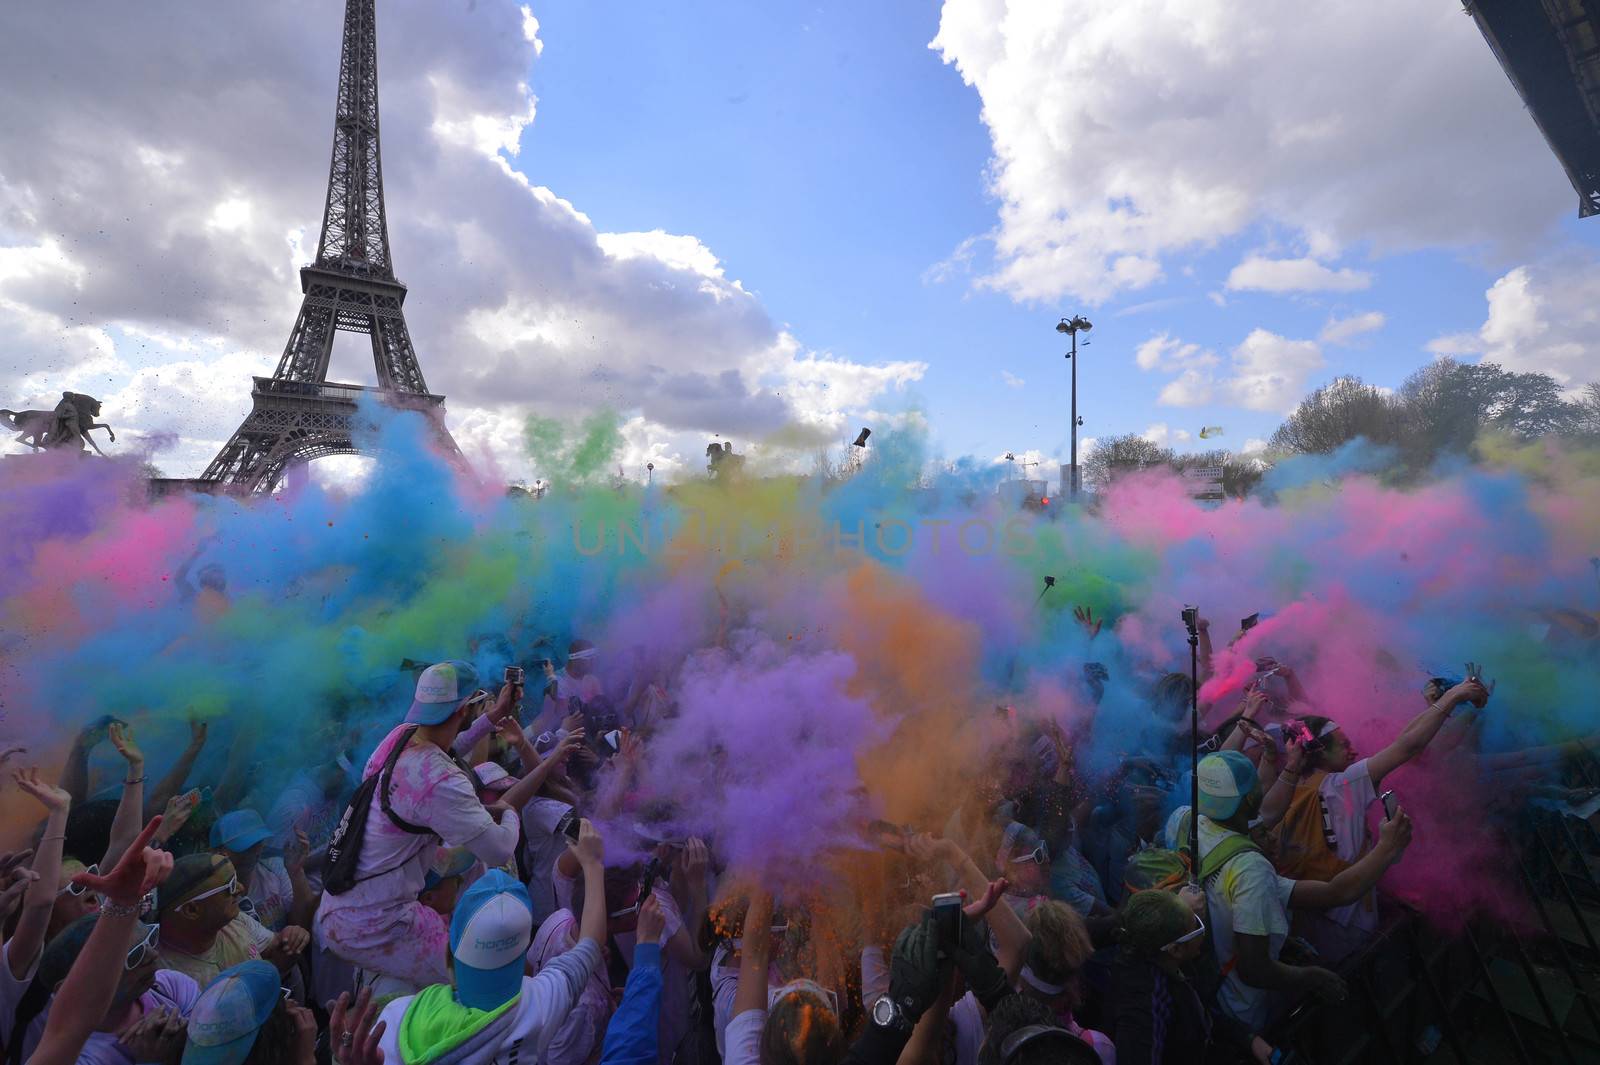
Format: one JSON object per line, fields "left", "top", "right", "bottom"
{"left": 494, "top": 726, "right": 583, "bottom": 812}
{"left": 1366, "top": 681, "right": 1486, "bottom": 788}
{"left": 1253, "top": 730, "right": 1305, "bottom": 831}
{"left": 1290, "top": 809, "right": 1412, "bottom": 910}
{"left": 28, "top": 819, "right": 172, "bottom": 1065}
{"left": 99, "top": 723, "right": 146, "bottom": 868}
{"left": 9, "top": 770, "right": 70, "bottom": 980}
{"left": 910, "top": 835, "right": 1030, "bottom": 980}
{"left": 147, "top": 718, "right": 207, "bottom": 816}
{"left": 731, "top": 887, "right": 774, "bottom": 1022}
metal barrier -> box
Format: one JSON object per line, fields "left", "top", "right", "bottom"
{"left": 1265, "top": 751, "right": 1600, "bottom": 1063}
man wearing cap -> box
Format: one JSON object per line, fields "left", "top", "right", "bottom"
{"left": 317, "top": 661, "right": 575, "bottom": 994}
{"left": 181, "top": 960, "right": 317, "bottom": 1065}
{"left": 157, "top": 854, "right": 310, "bottom": 990}
{"left": 211, "top": 808, "right": 312, "bottom": 934}
{"left": 1164, "top": 750, "right": 1415, "bottom": 1031}
{"left": 365, "top": 821, "right": 609, "bottom": 1065}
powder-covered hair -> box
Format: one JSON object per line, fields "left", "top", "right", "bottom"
{"left": 1117, "top": 889, "right": 1194, "bottom": 957}
{"left": 758, "top": 989, "right": 846, "bottom": 1065}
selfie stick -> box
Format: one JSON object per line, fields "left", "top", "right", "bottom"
{"left": 1183, "top": 606, "right": 1201, "bottom": 885}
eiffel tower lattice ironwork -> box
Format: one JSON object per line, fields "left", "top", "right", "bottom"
{"left": 194, "top": 0, "right": 461, "bottom": 493}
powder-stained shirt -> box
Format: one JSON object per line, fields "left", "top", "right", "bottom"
{"left": 522, "top": 797, "right": 574, "bottom": 927}
{"left": 1314, "top": 758, "right": 1378, "bottom": 932}
{"left": 245, "top": 857, "right": 296, "bottom": 932}
{"left": 1190, "top": 813, "right": 1297, "bottom": 1030}
{"left": 319, "top": 724, "right": 518, "bottom": 931}
{"left": 158, "top": 912, "right": 276, "bottom": 989}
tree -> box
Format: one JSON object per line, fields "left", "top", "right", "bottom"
{"left": 1269, "top": 376, "right": 1395, "bottom": 455}
{"left": 1394, "top": 358, "right": 1584, "bottom": 463}
{"left": 1082, "top": 434, "right": 1176, "bottom": 491}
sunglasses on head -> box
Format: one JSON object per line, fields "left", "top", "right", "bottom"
{"left": 126, "top": 923, "right": 159, "bottom": 971}
{"left": 186, "top": 872, "right": 242, "bottom": 907}
{"left": 59, "top": 865, "right": 98, "bottom": 897}
{"left": 770, "top": 980, "right": 839, "bottom": 1018}
{"left": 1163, "top": 913, "right": 1206, "bottom": 952}
{"left": 1008, "top": 843, "right": 1050, "bottom": 866}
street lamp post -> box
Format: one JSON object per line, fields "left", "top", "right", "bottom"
{"left": 1055, "top": 315, "right": 1092, "bottom": 500}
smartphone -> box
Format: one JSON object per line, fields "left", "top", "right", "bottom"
{"left": 555, "top": 810, "right": 581, "bottom": 843}
{"left": 504, "top": 666, "right": 524, "bottom": 685}
{"left": 1240, "top": 612, "right": 1260, "bottom": 631}
{"left": 603, "top": 730, "right": 622, "bottom": 751}
{"left": 1381, "top": 790, "right": 1398, "bottom": 821}
{"left": 932, "top": 893, "right": 964, "bottom": 950}
{"left": 638, "top": 857, "right": 664, "bottom": 902}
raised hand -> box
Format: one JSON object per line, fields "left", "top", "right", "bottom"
{"left": 73, "top": 817, "right": 170, "bottom": 904}
{"left": 288, "top": 1002, "right": 319, "bottom": 1062}
{"left": 188, "top": 717, "right": 209, "bottom": 751}
{"left": 1377, "top": 807, "right": 1413, "bottom": 857}
{"left": 328, "top": 988, "right": 387, "bottom": 1065}
{"left": 284, "top": 829, "right": 311, "bottom": 875}
{"left": 154, "top": 789, "right": 201, "bottom": 843}
{"left": 14, "top": 768, "right": 71, "bottom": 814}
{"left": 109, "top": 722, "right": 144, "bottom": 770}
{"left": 561, "top": 711, "right": 585, "bottom": 735}
{"left": 0, "top": 867, "right": 40, "bottom": 927}
{"left": 118, "top": 1005, "right": 186, "bottom": 1063}
{"left": 636, "top": 893, "right": 665, "bottom": 944}
{"left": 571, "top": 818, "right": 604, "bottom": 870}
{"left": 682, "top": 838, "right": 710, "bottom": 891}
{"left": 488, "top": 683, "right": 521, "bottom": 726}
{"left": 1072, "top": 605, "right": 1103, "bottom": 638}
{"left": 961, "top": 878, "right": 1006, "bottom": 920}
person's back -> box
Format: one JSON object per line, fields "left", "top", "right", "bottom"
{"left": 375, "top": 831, "right": 609, "bottom": 1065}
{"left": 318, "top": 663, "right": 519, "bottom": 991}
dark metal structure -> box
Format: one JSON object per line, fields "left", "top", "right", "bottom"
{"left": 187, "top": 0, "right": 460, "bottom": 493}
{"left": 1467, "top": 0, "right": 1600, "bottom": 219}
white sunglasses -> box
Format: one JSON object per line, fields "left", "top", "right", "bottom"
{"left": 1163, "top": 913, "right": 1206, "bottom": 952}
{"left": 59, "top": 864, "right": 99, "bottom": 897}
{"left": 769, "top": 979, "right": 838, "bottom": 1018}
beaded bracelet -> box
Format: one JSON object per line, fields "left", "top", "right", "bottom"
{"left": 124, "top": 777, "right": 147, "bottom": 785}
{"left": 99, "top": 899, "right": 140, "bottom": 919}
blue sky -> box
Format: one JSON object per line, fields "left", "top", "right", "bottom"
{"left": 517, "top": 0, "right": 1594, "bottom": 468}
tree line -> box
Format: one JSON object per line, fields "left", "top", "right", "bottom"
{"left": 1085, "top": 358, "right": 1600, "bottom": 496}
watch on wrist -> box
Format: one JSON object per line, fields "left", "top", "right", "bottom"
{"left": 871, "top": 995, "right": 913, "bottom": 1034}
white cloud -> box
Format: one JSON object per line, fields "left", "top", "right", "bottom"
{"left": 1000, "top": 370, "right": 1025, "bottom": 388}
{"left": 1226, "top": 329, "right": 1324, "bottom": 412}
{"left": 1240, "top": 437, "right": 1268, "bottom": 455}
{"left": 1140, "top": 422, "right": 1192, "bottom": 447}
{"left": 930, "top": 0, "right": 1567, "bottom": 303}
{"left": 1142, "top": 328, "right": 1323, "bottom": 412}
{"left": 1429, "top": 261, "right": 1600, "bottom": 387}
{"left": 0, "top": 2, "right": 920, "bottom": 477}
{"left": 1319, "top": 310, "right": 1386, "bottom": 345}
{"left": 1225, "top": 255, "right": 1371, "bottom": 293}
{"left": 1135, "top": 333, "right": 1215, "bottom": 372}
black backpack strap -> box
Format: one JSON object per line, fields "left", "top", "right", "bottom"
{"left": 379, "top": 726, "right": 434, "bottom": 836}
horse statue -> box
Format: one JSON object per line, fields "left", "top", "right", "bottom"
{"left": 0, "top": 392, "right": 115, "bottom": 455}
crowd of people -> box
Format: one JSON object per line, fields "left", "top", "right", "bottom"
{"left": 3, "top": 612, "right": 1593, "bottom": 1065}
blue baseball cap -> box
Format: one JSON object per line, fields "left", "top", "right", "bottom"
{"left": 449, "top": 870, "right": 533, "bottom": 1011}
{"left": 210, "top": 810, "right": 272, "bottom": 853}
{"left": 181, "top": 961, "right": 280, "bottom": 1065}
{"left": 1197, "top": 751, "right": 1259, "bottom": 820}
{"left": 406, "top": 660, "right": 479, "bottom": 725}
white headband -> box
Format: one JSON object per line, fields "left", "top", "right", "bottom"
{"left": 1019, "top": 964, "right": 1066, "bottom": 996}
{"left": 567, "top": 647, "right": 598, "bottom": 661}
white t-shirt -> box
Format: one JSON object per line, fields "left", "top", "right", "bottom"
{"left": 246, "top": 857, "right": 296, "bottom": 931}
{"left": 320, "top": 725, "right": 515, "bottom": 928}
{"left": 1191, "top": 813, "right": 1298, "bottom": 1030}
{"left": 521, "top": 797, "right": 573, "bottom": 928}
{"left": 722, "top": 1008, "right": 766, "bottom": 1065}
{"left": 0, "top": 940, "right": 40, "bottom": 1049}
{"left": 1316, "top": 759, "right": 1378, "bottom": 932}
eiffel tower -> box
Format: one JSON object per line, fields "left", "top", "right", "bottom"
{"left": 188, "top": 0, "right": 461, "bottom": 493}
